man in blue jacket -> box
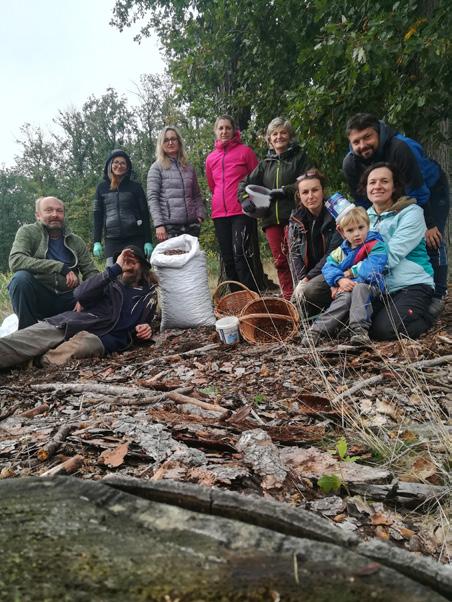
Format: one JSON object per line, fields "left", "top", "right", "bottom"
{"left": 0, "top": 246, "right": 158, "bottom": 370}
{"left": 342, "top": 113, "right": 449, "bottom": 316}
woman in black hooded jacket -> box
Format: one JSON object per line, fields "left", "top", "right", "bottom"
{"left": 93, "top": 149, "right": 152, "bottom": 265}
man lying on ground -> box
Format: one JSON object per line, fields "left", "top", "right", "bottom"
{"left": 0, "top": 246, "right": 158, "bottom": 370}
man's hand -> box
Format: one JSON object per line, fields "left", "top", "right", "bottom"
{"left": 330, "top": 286, "right": 339, "bottom": 300}
{"left": 156, "top": 226, "right": 168, "bottom": 242}
{"left": 74, "top": 301, "right": 83, "bottom": 313}
{"left": 136, "top": 323, "right": 153, "bottom": 340}
{"left": 65, "top": 271, "right": 80, "bottom": 289}
{"left": 337, "top": 277, "right": 356, "bottom": 292}
{"left": 115, "top": 248, "right": 136, "bottom": 269}
{"left": 425, "top": 226, "right": 442, "bottom": 249}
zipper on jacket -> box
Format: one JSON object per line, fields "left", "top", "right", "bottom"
{"left": 221, "top": 150, "right": 227, "bottom": 215}
{"left": 275, "top": 163, "right": 280, "bottom": 224}
{"left": 175, "top": 161, "right": 189, "bottom": 222}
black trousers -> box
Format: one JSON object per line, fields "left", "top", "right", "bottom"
{"left": 214, "top": 215, "right": 259, "bottom": 292}
{"left": 370, "top": 284, "right": 434, "bottom": 340}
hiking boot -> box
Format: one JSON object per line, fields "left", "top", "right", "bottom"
{"left": 428, "top": 296, "right": 446, "bottom": 319}
{"left": 300, "top": 331, "right": 322, "bottom": 347}
{"left": 350, "top": 327, "right": 371, "bottom": 346}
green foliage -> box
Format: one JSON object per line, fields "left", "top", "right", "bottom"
{"left": 0, "top": 169, "right": 34, "bottom": 272}
{"left": 334, "top": 436, "right": 361, "bottom": 463}
{"left": 317, "top": 473, "right": 343, "bottom": 494}
{"left": 253, "top": 393, "right": 266, "bottom": 405}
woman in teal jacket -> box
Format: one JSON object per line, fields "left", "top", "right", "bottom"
{"left": 361, "top": 162, "right": 434, "bottom": 339}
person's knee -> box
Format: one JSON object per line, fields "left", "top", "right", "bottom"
{"left": 8, "top": 271, "right": 35, "bottom": 292}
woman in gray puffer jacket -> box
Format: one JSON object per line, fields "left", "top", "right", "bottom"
{"left": 147, "top": 126, "right": 205, "bottom": 242}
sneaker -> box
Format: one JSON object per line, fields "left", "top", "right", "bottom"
{"left": 428, "top": 297, "right": 446, "bottom": 319}
{"left": 300, "top": 331, "right": 322, "bottom": 347}
{"left": 350, "top": 327, "right": 371, "bottom": 346}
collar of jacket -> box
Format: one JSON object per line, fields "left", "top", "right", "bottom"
{"left": 265, "top": 142, "right": 301, "bottom": 162}
{"left": 368, "top": 195, "right": 416, "bottom": 219}
{"left": 290, "top": 204, "right": 332, "bottom": 229}
{"left": 214, "top": 130, "right": 242, "bottom": 151}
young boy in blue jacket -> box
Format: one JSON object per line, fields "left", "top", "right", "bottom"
{"left": 301, "top": 207, "right": 388, "bottom": 346}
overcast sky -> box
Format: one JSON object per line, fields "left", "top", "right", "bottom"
{"left": 0, "top": 0, "right": 164, "bottom": 166}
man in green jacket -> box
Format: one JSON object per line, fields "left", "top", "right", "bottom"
{"left": 8, "top": 196, "right": 99, "bottom": 329}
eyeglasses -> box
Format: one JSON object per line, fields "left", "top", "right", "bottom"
{"left": 163, "top": 137, "right": 178, "bottom": 144}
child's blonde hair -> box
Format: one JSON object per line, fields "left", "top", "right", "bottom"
{"left": 338, "top": 206, "right": 369, "bottom": 229}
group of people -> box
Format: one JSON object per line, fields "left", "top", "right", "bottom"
{"left": 0, "top": 112, "right": 449, "bottom": 369}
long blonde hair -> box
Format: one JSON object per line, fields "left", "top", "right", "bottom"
{"left": 156, "top": 126, "right": 188, "bottom": 169}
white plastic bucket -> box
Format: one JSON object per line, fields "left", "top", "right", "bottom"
{"left": 245, "top": 185, "right": 271, "bottom": 209}
{"left": 215, "top": 316, "right": 240, "bottom": 345}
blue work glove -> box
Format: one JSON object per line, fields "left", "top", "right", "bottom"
{"left": 144, "top": 242, "right": 153, "bottom": 257}
{"left": 93, "top": 242, "right": 103, "bottom": 258}
{"left": 242, "top": 199, "right": 256, "bottom": 214}
{"left": 269, "top": 188, "right": 286, "bottom": 200}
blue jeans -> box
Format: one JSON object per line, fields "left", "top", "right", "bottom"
{"left": 8, "top": 271, "right": 75, "bottom": 330}
{"left": 427, "top": 171, "right": 450, "bottom": 298}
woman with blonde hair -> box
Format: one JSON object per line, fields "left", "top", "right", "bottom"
{"left": 147, "top": 126, "right": 205, "bottom": 242}
{"left": 238, "top": 117, "right": 311, "bottom": 299}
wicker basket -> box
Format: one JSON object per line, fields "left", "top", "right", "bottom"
{"left": 213, "top": 280, "right": 259, "bottom": 319}
{"left": 240, "top": 297, "right": 299, "bottom": 323}
{"left": 239, "top": 313, "right": 298, "bottom": 345}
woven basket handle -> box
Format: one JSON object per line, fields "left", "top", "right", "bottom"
{"left": 213, "top": 280, "right": 254, "bottom": 304}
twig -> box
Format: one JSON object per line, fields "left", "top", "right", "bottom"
{"left": 37, "top": 423, "right": 77, "bottom": 462}
{"left": 19, "top": 403, "right": 50, "bottom": 418}
{"left": 409, "top": 354, "right": 452, "bottom": 369}
{"left": 139, "top": 343, "right": 221, "bottom": 366}
{"left": 332, "top": 375, "right": 384, "bottom": 404}
{"left": 40, "top": 454, "right": 84, "bottom": 477}
{"left": 0, "top": 402, "right": 23, "bottom": 422}
{"left": 165, "top": 390, "right": 227, "bottom": 415}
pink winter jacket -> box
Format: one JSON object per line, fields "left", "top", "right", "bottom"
{"left": 205, "top": 131, "right": 258, "bottom": 219}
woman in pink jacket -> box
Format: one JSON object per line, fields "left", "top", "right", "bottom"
{"left": 206, "top": 115, "right": 260, "bottom": 292}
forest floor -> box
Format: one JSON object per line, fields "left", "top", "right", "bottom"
{"left": 0, "top": 296, "right": 450, "bottom": 568}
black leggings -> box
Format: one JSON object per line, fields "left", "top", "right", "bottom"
{"left": 214, "top": 215, "right": 259, "bottom": 292}
{"left": 370, "top": 284, "right": 434, "bottom": 340}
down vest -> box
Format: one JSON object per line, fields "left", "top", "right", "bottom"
{"left": 146, "top": 159, "right": 205, "bottom": 228}
{"left": 205, "top": 131, "right": 258, "bottom": 219}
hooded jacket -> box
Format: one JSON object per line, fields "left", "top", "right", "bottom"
{"left": 367, "top": 197, "right": 434, "bottom": 293}
{"left": 322, "top": 231, "right": 388, "bottom": 291}
{"left": 342, "top": 121, "right": 442, "bottom": 227}
{"left": 146, "top": 157, "right": 205, "bottom": 228}
{"left": 9, "top": 221, "right": 98, "bottom": 294}
{"left": 287, "top": 205, "right": 342, "bottom": 285}
{"left": 94, "top": 150, "right": 151, "bottom": 243}
{"left": 47, "top": 263, "right": 158, "bottom": 347}
{"left": 205, "top": 131, "right": 258, "bottom": 219}
{"left": 238, "top": 143, "right": 310, "bottom": 229}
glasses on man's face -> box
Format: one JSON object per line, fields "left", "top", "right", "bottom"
{"left": 164, "top": 137, "right": 178, "bottom": 144}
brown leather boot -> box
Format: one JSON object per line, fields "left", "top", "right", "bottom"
{"left": 41, "top": 331, "right": 105, "bottom": 366}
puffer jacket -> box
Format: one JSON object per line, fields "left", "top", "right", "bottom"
{"left": 9, "top": 221, "right": 98, "bottom": 294}
{"left": 146, "top": 159, "right": 205, "bottom": 227}
{"left": 287, "top": 205, "right": 342, "bottom": 285}
{"left": 94, "top": 150, "right": 151, "bottom": 242}
{"left": 367, "top": 197, "right": 434, "bottom": 293}
{"left": 205, "top": 131, "right": 258, "bottom": 218}
{"left": 238, "top": 143, "right": 310, "bottom": 229}
{"left": 322, "top": 231, "right": 388, "bottom": 291}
